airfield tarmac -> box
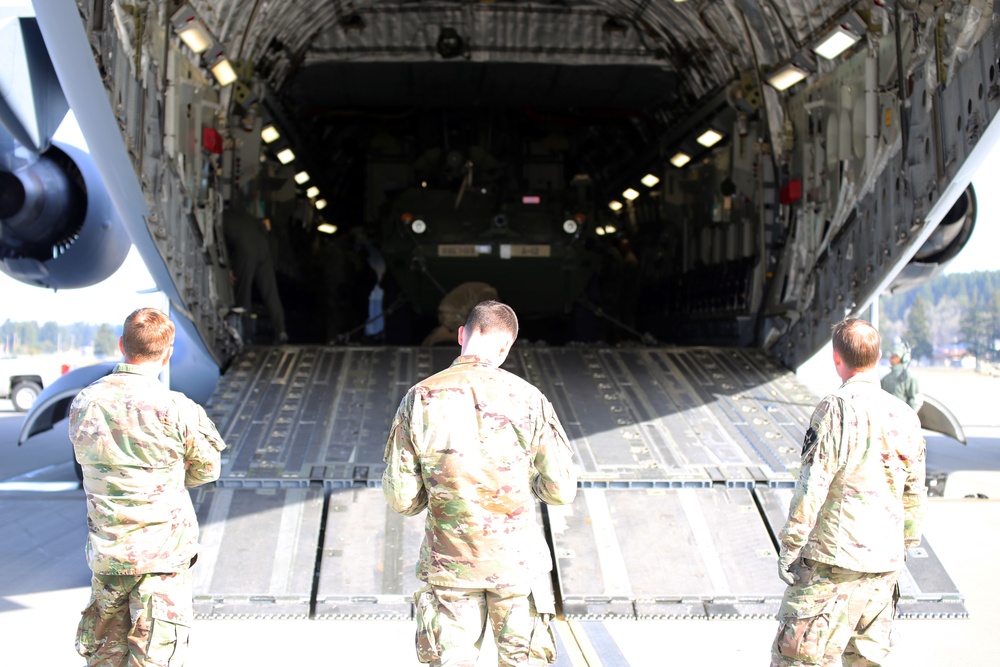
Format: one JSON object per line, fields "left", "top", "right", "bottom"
{"left": 2, "top": 366, "right": 999, "bottom": 666}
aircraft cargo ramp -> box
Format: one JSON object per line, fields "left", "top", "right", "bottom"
{"left": 196, "top": 345, "right": 965, "bottom": 621}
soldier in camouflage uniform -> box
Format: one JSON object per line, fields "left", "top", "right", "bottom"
{"left": 69, "top": 308, "right": 226, "bottom": 666}
{"left": 880, "top": 343, "right": 923, "bottom": 413}
{"left": 771, "top": 319, "right": 926, "bottom": 667}
{"left": 384, "top": 300, "right": 577, "bottom": 666}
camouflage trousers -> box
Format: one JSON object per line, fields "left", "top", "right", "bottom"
{"left": 77, "top": 568, "right": 192, "bottom": 667}
{"left": 771, "top": 560, "right": 899, "bottom": 667}
{"left": 413, "top": 583, "right": 558, "bottom": 666}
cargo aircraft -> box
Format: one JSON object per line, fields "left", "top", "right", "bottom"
{"left": 0, "top": 0, "right": 981, "bottom": 646}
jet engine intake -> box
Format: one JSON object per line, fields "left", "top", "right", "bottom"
{"left": 0, "top": 140, "right": 129, "bottom": 288}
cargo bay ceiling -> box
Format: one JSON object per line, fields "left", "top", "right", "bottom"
{"left": 193, "top": 0, "right": 855, "bottom": 111}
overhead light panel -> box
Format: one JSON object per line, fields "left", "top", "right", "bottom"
{"left": 317, "top": 223, "right": 338, "bottom": 234}
{"left": 622, "top": 188, "right": 639, "bottom": 201}
{"left": 315, "top": 199, "right": 328, "bottom": 210}
{"left": 306, "top": 186, "right": 320, "bottom": 198}
{"left": 608, "top": 201, "right": 623, "bottom": 212}
{"left": 170, "top": 6, "right": 212, "bottom": 54}
{"left": 261, "top": 125, "right": 280, "bottom": 143}
{"left": 640, "top": 174, "right": 660, "bottom": 188}
{"left": 294, "top": 171, "right": 310, "bottom": 185}
{"left": 670, "top": 152, "right": 691, "bottom": 168}
{"left": 697, "top": 129, "right": 724, "bottom": 147}
{"left": 276, "top": 148, "right": 295, "bottom": 164}
{"left": 766, "top": 65, "right": 807, "bottom": 91}
{"left": 201, "top": 42, "right": 238, "bottom": 87}
{"left": 208, "top": 53, "right": 238, "bottom": 87}
{"left": 814, "top": 26, "right": 861, "bottom": 61}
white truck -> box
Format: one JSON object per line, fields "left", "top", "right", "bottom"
{"left": 0, "top": 357, "right": 68, "bottom": 412}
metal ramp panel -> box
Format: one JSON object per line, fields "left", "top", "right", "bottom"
{"left": 313, "top": 487, "right": 422, "bottom": 619}
{"left": 549, "top": 487, "right": 786, "bottom": 619}
{"left": 190, "top": 487, "right": 323, "bottom": 618}
{"left": 754, "top": 487, "right": 968, "bottom": 619}
{"left": 206, "top": 346, "right": 813, "bottom": 489}
{"left": 207, "top": 347, "right": 458, "bottom": 487}
{"left": 313, "top": 487, "right": 554, "bottom": 619}
{"left": 510, "top": 348, "right": 812, "bottom": 487}
{"left": 198, "top": 345, "right": 965, "bottom": 620}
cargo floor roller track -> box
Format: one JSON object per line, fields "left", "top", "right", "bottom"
{"left": 193, "top": 346, "right": 965, "bottom": 620}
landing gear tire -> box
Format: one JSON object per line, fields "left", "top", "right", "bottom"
{"left": 11, "top": 381, "right": 41, "bottom": 412}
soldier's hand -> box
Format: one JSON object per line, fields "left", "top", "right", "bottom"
{"left": 777, "top": 558, "right": 797, "bottom": 585}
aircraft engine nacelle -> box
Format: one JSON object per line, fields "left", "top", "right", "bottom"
{"left": 887, "top": 185, "right": 976, "bottom": 294}
{"left": 0, "top": 140, "right": 130, "bottom": 289}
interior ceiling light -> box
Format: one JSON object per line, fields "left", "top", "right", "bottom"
{"left": 315, "top": 199, "right": 328, "bottom": 210}
{"left": 814, "top": 26, "right": 861, "bottom": 61}
{"left": 641, "top": 174, "right": 660, "bottom": 188}
{"left": 170, "top": 7, "right": 212, "bottom": 54}
{"left": 670, "top": 152, "right": 691, "bottom": 168}
{"left": 766, "top": 64, "right": 807, "bottom": 91}
{"left": 697, "top": 129, "right": 724, "bottom": 147}
{"left": 276, "top": 148, "right": 295, "bottom": 164}
{"left": 622, "top": 188, "right": 640, "bottom": 201}
{"left": 608, "top": 201, "right": 623, "bottom": 212}
{"left": 205, "top": 46, "right": 238, "bottom": 87}
{"left": 411, "top": 219, "right": 427, "bottom": 234}
{"left": 294, "top": 171, "right": 310, "bottom": 185}
{"left": 306, "top": 186, "right": 320, "bottom": 198}
{"left": 562, "top": 219, "right": 578, "bottom": 234}
{"left": 261, "top": 125, "right": 280, "bottom": 144}
{"left": 317, "top": 223, "right": 338, "bottom": 234}
{"left": 211, "top": 59, "right": 237, "bottom": 87}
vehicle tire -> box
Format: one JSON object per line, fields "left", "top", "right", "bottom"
{"left": 11, "top": 381, "right": 42, "bottom": 412}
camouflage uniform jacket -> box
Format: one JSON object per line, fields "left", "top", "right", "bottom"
{"left": 880, "top": 364, "right": 923, "bottom": 413}
{"left": 70, "top": 363, "right": 226, "bottom": 575}
{"left": 383, "top": 354, "right": 577, "bottom": 588}
{"left": 779, "top": 374, "right": 926, "bottom": 573}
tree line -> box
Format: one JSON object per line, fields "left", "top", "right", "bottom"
{"left": 879, "top": 270, "right": 1000, "bottom": 364}
{"left": 0, "top": 320, "right": 120, "bottom": 357}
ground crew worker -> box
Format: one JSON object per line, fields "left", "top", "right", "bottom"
{"left": 421, "top": 281, "right": 498, "bottom": 346}
{"left": 771, "top": 318, "right": 926, "bottom": 667}
{"left": 223, "top": 207, "right": 288, "bottom": 344}
{"left": 881, "top": 342, "right": 923, "bottom": 413}
{"left": 70, "top": 308, "right": 226, "bottom": 666}
{"left": 384, "top": 300, "right": 577, "bottom": 666}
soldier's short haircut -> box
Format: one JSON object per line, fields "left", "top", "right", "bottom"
{"left": 831, "top": 318, "right": 881, "bottom": 371}
{"left": 464, "top": 300, "right": 518, "bottom": 340}
{"left": 122, "top": 308, "right": 175, "bottom": 362}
